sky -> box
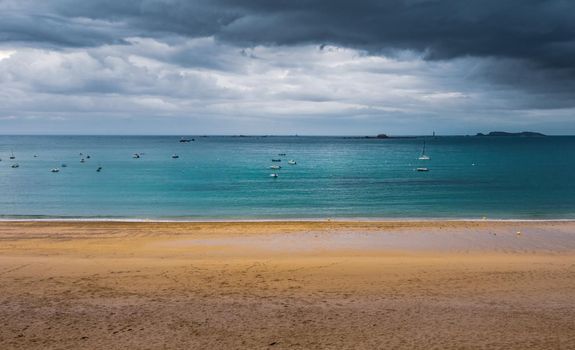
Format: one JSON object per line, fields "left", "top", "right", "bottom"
{"left": 0, "top": 0, "right": 574, "bottom": 135}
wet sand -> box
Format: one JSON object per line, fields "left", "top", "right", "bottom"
{"left": 0, "top": 221, "right": 574, "bottom": 349}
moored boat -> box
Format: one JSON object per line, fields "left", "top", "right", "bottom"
{"left": 418, "top": 140, "right": 430, "bottom": 160}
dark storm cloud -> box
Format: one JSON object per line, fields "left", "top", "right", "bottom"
{"left": 7, "top": 0, "right": 575, "bottom": 68}
{"left": 2, "top": 0, "right": 571, "bottom": 70}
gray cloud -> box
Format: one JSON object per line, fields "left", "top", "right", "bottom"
{"left": 0, "top": 0, "right": 574, "bottom": 134}
{"left": 2, "top": 1, "right": 574, "bottom": 68}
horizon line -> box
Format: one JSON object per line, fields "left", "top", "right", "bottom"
{"left": 0, "top": 133, "right": 572, "bottom": 137}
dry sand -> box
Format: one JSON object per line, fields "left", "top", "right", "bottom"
{"left": 0, "top": 221, "right": 574, "bottom": 349}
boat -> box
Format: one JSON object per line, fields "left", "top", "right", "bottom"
{"left": 61, "top": 164, "right": 67, "bottom": 168}
{"left": 34, "top": 154, "right": 38, "bottom": 158}
{"left": 271, "top": 159, "right": 281, "bottom": 162}
{"left": 80, "top": 158, "right": 85, "bottom": 163}
{"left": 416, "top": 167, "right": 429, "bottom": 172}
{"left": 278, "top": 153, "right": 286, "bottom": 156}
{"left": 172, "top": 154, "right": 179, "bottom": 159}
{"left": 11, "top": 164, "right": 19, "bottom": 168}
{"left": 179, "top": 138, "right": 194, "bottom": 143}
{"left": 51, "top": 168, "right": 60, "bottom": 173}
{"left": 270, "top": 173, "right": 279, "bottom": 178}
{"left": 96, "top": 166, "right": 102, "bottom": 172}
{"left": 270, "top": 165, "right": 281, "bottom": 170}
{"left": 418, "top": 140, "right": 430, "bottom": 160}
{"left": 9, "top": 150, "right": 15, "bottom": 160}
{"left": 132, "top": 153, "right": 140, "bottom": 159}
{"left": 288, "top": 160, "right": 296, "bottom": 165}
{"left": 86, "top": 155, "right": 91, "bottom": 159}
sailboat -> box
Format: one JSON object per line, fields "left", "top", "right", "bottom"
{"left": 418, "top": 140, "right": 430, "bottom": 160}
{"left": 9, "top": 150, "right": 15, "bottom": 160}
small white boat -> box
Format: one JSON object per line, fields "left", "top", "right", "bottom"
{"left": 270, "top": 165, "right": 281, "bottom": 170}
{"left": 80, "top": 158, "right": 85, "bottom": 163}
{"left": 9, "top": 150, "right": 15, "bottom": 160}
{"left": 132, "top": 153, "right": 140, "bottom": 159}
{"left": 418, "top": 140, "right": 430, "bottom": 160}
{"left": 172, "top": 154, "right": 179, "bottom": 159}
{"left": 270, "top": 173, "right": 279, "bottom": 178}
{"left": 278, "top": 153, "right": 286, "bottom": 156}
{"left": 51, "top": 168, "right": 60, "bottom": 173}
{"left": 11, "top": 163, "right": 19, "bottom": 168}
{"left": 416, "top": 167, "right": 429, "bottom": 172}
{"left": 288, "top": 160, "right": 296, "bottom": 165}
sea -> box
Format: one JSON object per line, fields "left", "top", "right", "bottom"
{"left": 1, "top": 135, "right": 574, "bottom": 220}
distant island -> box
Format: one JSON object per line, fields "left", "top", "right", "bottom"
{"left": 345, "top": 133, "right": 417, "bottom": 139}
{"left": 476, "top": 131, "right": 546, "bottom": 137}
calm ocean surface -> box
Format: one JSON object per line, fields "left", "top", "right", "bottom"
{"left": 1, "top": 135, "right": 574, "bottom": 220}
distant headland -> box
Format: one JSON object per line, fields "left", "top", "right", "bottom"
{"left": 476, "top": 131, "right": 546, "bottom": 137}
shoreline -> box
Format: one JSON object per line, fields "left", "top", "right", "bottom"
{"left": 1, "top": 217, "right": 574, "bottom": 223}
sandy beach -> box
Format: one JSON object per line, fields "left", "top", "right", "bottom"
{"left": 0, "top": 220, "right": 574, "bottom": 349}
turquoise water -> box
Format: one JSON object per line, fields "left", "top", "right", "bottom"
{"left": 1, "top": 135, "right": 574, "bottom": 220}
